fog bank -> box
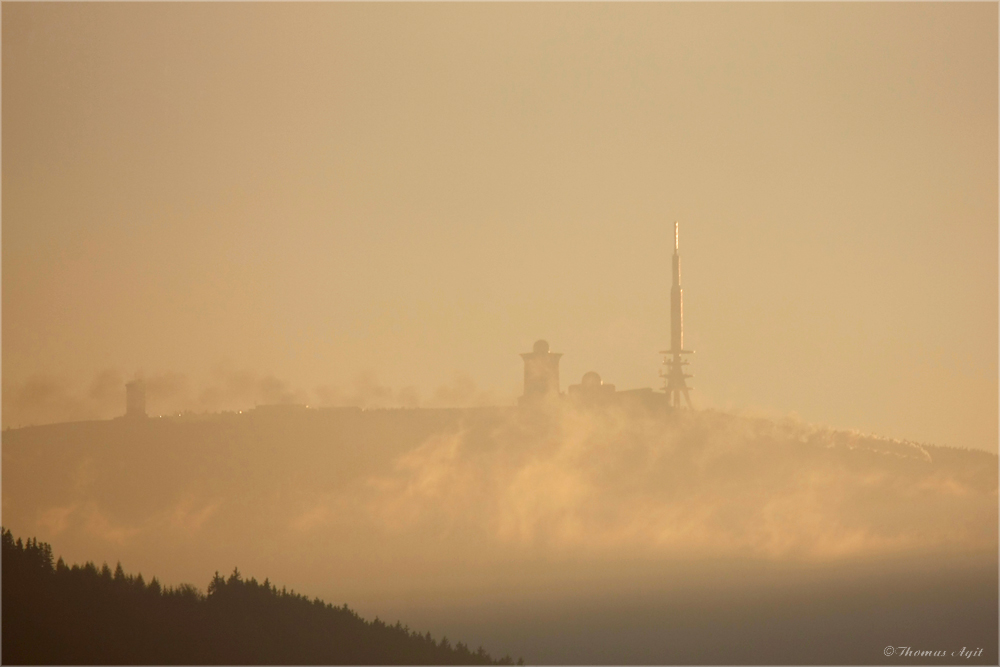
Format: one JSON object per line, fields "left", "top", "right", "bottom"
{"left": 3, "top": 403, "right": 996, "bottom": 661}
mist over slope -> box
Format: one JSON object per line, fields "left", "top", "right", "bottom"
{"left": 364, "top": 403, "right": 995, "bottom": 561}
{"left": 3, "top": 402, "right": 996, "bottom": 662}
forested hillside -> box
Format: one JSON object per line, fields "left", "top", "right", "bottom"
{"left": 2, "top": 529, "right": 517, "bottom": 665}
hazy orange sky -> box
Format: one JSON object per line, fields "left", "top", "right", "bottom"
{"left": 3, "top": 3, "right": 997, "bottom": 452}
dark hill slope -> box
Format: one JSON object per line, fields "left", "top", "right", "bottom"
{"left": 2, "top": 529, "right": 516, "bottom": 665}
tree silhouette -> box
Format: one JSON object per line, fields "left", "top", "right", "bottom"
{"left": 2, "top": 528, "right": 519, "bottom": 665}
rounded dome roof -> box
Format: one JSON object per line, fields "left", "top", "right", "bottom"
{"left": 582, "top": 371, "right": 602, "bottom": 387}
{"left": 533, "top": 339, "right": 550, "bottom": 354}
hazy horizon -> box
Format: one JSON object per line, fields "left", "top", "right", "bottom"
{"left": 2, "top": 3, "right": 997, "bottom": 664}
{"left": 3, "top": 2, "right": 997, "bottom": 453}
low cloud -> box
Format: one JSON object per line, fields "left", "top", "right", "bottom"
{"left": 144, "top": 365, "right": 309, "bottom": 415}
{"left": 2, "top": 374, "right": 117, "bottom": 427}
{"left": 362, "top": 404, "right": 997, "bottom": 561}
{"left": 4, "top": 367, "right": 507, "bottom": 427}
{"left": 314, "top": 372, "right": 500, "bottom": 410}
{"left": 2, "top": 397, "right": 995, "bottom": 615}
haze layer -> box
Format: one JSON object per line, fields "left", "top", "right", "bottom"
{"left": 3, "top": 405, "right": 996, "bottom": 662}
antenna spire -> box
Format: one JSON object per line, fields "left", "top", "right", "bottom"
{"left": 661, "top": 221, "right": 693, "bottom": 409}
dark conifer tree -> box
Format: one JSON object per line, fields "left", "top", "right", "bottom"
{"left": 2, "top": 528, "right": 517, "bottom": 665}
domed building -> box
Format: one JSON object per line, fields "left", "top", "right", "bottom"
{"left": 568, "top": 371, "right": 616, "bottom": 404}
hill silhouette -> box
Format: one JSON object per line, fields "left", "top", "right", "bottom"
{"left": 2, "top": 528, "right": 518, "bottom": 665}
{"left": 2, "top": 404, "right": 996, "bottom": 663}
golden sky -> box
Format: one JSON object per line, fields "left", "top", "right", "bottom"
{"left": 3, "top": 2, "right": 997, "bottom": 452}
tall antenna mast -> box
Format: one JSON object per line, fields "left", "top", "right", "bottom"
{"left": 660, "top": 221, "right": 694, "bottom": 408}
